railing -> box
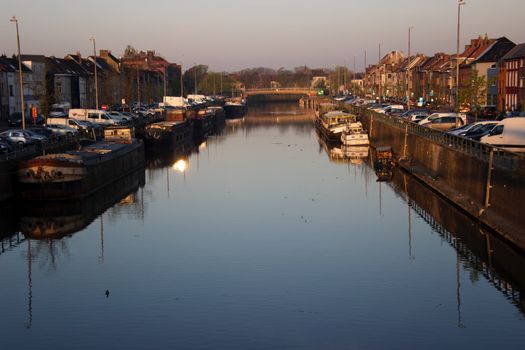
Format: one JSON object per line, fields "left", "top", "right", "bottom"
{"left": 0, "top": 135, "right": 81, "bottom": 162}
{"left": 409, "top": 198, "right": 525, "bottom": 315}
{"left": 0, "top": 232, "right": 26, "bottom": 257}
{"left": 352, "top": 106, "right": 524, "bottom": 171}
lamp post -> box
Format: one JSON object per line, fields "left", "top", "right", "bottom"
{"left": 407, "top": 26, "right": 414, "bottom": 111}
{"left": 180, "top": 62, "right": 183, "bottom": 97}
{"left": 11, "top": 16, "right": 25, "bottom": 130}
{"left": 456, "top": 0, "right": 466, "bottom": 113}
{"left": 194, "top": 63, "right": 197, "bottom": 95}
{"left": 89, "top": 37, "right": 99, "bottom": 110}
{"left": 163, "top": 68, "right": 167, "bottom": 98}
{"left": 378, "top": 43, "right": 382, "bottom": 103}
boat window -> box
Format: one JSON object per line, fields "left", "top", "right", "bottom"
{"left": 490, "top": 125, "right": 504, "bottom": 136}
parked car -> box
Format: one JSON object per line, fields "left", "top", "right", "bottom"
{"left": 447, "top": 120, "right": 497, "bottom": 136}
{"left": 46, "top": 124, "right": 80, "bottom": 138}
{"left": 0, "top": 130, "right": 38, "bottom": 146}
{"left": 0, "top": 141, "right": 13, "bottom": 154}
{"left": 107, "top": 111, "right": 133, "bottom": 124}
{"left": 23, "top": 129, "right": 49, "bottom": 143}
{"left": 48, "top": 103, "right": 70, "bottom": 118}
{"left": 463, "top": 122, "right": 498, "bottom": 141}
{"left": 69, "top": 109, "right": 122, "bottom": 126}
{"left": 8, "top": 112, "right": 45, "bottom": 127}
{"left": 406, "top": 113, "right": 430, "bottom": 123}
{"left": 420, "top": 116, "right": 465, "bottom": 131}
{"left": 29, "top": 127, "right": 59, "bottom": 142}
{"left": 418, "top": 113, "right": 467, "bottom": 126}
{"left": 378, "top": 105, "right": 405, "bottom": 115}
{"left": 480, "top": 117, "right": 525, "bottom": 152}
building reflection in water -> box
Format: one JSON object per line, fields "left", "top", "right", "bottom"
{"left": 391, "top": 168, "right": 525, "bottom": 320}
{"left": 315, "top": 120, "right": 525, "bottom": 320}
{"left": 0, "top": 102, "right": 524, "bottom": 336}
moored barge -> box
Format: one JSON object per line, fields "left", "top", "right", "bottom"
{"left": 18, "top": 127, "right": 144, "bottom": 200}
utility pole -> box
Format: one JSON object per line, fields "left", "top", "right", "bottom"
{"left": 11, "top": 16, "right": 25, "bottom": 129}
{"left": 407, "top": 26, "right": 414, "bottom": 111}
{"left": 194, "top": 63, "right": 197, "bottom": 95}
{"left": 378, "top": 43, "right": 382, "bottom": 103}
{"left": 89, "top": 37, "right": 99, "bottom": 110}
{"left": 163, "top": 69, "right": 167, "bottom": 97}
{"left": 365, "top": 50, "right": 367, "bottom": 95}
{"left": 180, "top": 62, "right": 183, "bottom": 97}
{"left": 136, "top": 67, "right": 141, "bottom": 106}
{"left": 456, "top": 0, "right": 466, "bottom": 113}
{"left": 353, "top": 55, "right": 356, "bottom": 95}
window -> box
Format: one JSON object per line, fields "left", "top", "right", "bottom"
{"left": 9, "top": 85, "right": 13, "bottom": 96}
{"left": 490, "top": 125, "right": 504, "bottom": 136}
{"left": 88, "top": 113, "right": 98, "bottom": 119}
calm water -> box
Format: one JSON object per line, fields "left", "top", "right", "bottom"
{"left": 1, "top": 103, "right": 524, "bottom": 349}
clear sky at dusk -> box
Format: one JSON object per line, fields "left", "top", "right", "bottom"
{"left": 1, "top": 0, "right": 524, "bottom": 72}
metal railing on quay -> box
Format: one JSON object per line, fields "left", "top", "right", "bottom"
{"left": 409, "top": 198, "right": 524, "bottom": 314}
{"left": 352, "top": 106, "right": 524, "bottom": 171}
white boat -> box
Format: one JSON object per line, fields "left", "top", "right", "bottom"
{"left": 315, "top": 111, "right": 357, "bottom": 142}
{"left": 341, "top": 122, "right": 370, "bottom": 146}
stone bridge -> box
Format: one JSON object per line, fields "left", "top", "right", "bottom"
{"left": 245, "top": 88, "right": 316, "bottom": 102}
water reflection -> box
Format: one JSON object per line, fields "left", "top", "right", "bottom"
{"left": 391, "top": 169, "right": 525, "bottom": 316}
{"left": 20, "top": 168, "right": 145, "bottom": 240}
{"left": 0, "top": 102, "right": 524, "bottom": 348}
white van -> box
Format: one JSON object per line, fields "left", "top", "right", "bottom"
{"left": 68, "top": 109, "right": 121, "bottom": 126}
{"left": 480, "top": 117, "right": 525, "bottom": 152}
{"left": 419, "top": 112, "right": 467, "bottom": 125}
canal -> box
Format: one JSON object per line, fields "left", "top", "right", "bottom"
{"left": 0, "top": 103, "right": 524, "bottom": 349}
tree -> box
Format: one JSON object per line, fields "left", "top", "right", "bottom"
{"left": 458, "top": 69, "right": 487, "bottom": 120}
{"left": 183, "top": 65, "right": 208, "bottom": 95}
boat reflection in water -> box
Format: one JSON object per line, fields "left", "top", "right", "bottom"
{"left": 20, "top": 167, "right": 145, "bottom": 239}
{"left": 372, "top": 146, "right": 397, "bottom": 182}
{"left": 317, "top": 134, "right": 369, "bottom": 165}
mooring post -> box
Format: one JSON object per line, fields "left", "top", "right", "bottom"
{"left": 403, "top": 123, "right": 409, "bottom": 160}
{"left": 484, "top": 149, "right": 494, "bottom": 209}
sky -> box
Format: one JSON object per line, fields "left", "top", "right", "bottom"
{"left": 1, "top": 0, "right": 524, "bottom": 72}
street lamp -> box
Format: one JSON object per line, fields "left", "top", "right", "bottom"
{"left": 456, "top": 0, "right": 466, "bottom": 113}
{"left": 11, "top": 16, "right": 25, "bottom": 130}
{"left": 180, "top": 62, "right": 183, "bottom": 98}
{"left": 89, "top": 36, "right": 99, "bottom": 110}
{"left": 407, "top": 26, "right": 415, "bottom": 111}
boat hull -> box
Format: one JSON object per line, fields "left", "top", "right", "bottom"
{"left": 224, "top": 104, "right": 247, "bottom": 119}
{"left": 18, "top": 141, "right": 145, "bottom": 200}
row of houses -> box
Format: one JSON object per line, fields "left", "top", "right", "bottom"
{"left": 360, "top": 35, "right": 525, "bottom": 113}
{"left": 0, "top": 50, "right": 182, "bottom": 122}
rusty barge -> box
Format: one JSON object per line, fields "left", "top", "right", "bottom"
{"left": 18, "top": 127, "right": 144, "bottom": 200}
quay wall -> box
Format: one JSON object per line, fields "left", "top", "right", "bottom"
{"left": 353, "top": 107, "right": 525, "bottom": 250}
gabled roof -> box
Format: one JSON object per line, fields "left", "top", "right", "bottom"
{"left": 20, "top": 54, "right": 47, "bottom": 63}
{"left": 501, "top": 43, "right": 525, "bottom": 61}
{"left": 47, "top": 56, "right": 88, "bottom": 76}
{"left": 473, "top": 37, "right": 515, "bottom": 63}
{"left": 460, "top": 35, "right": 496, "bottom": 62}
{"left": 0, "top": 56, "right": 31, "bottom": 73}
